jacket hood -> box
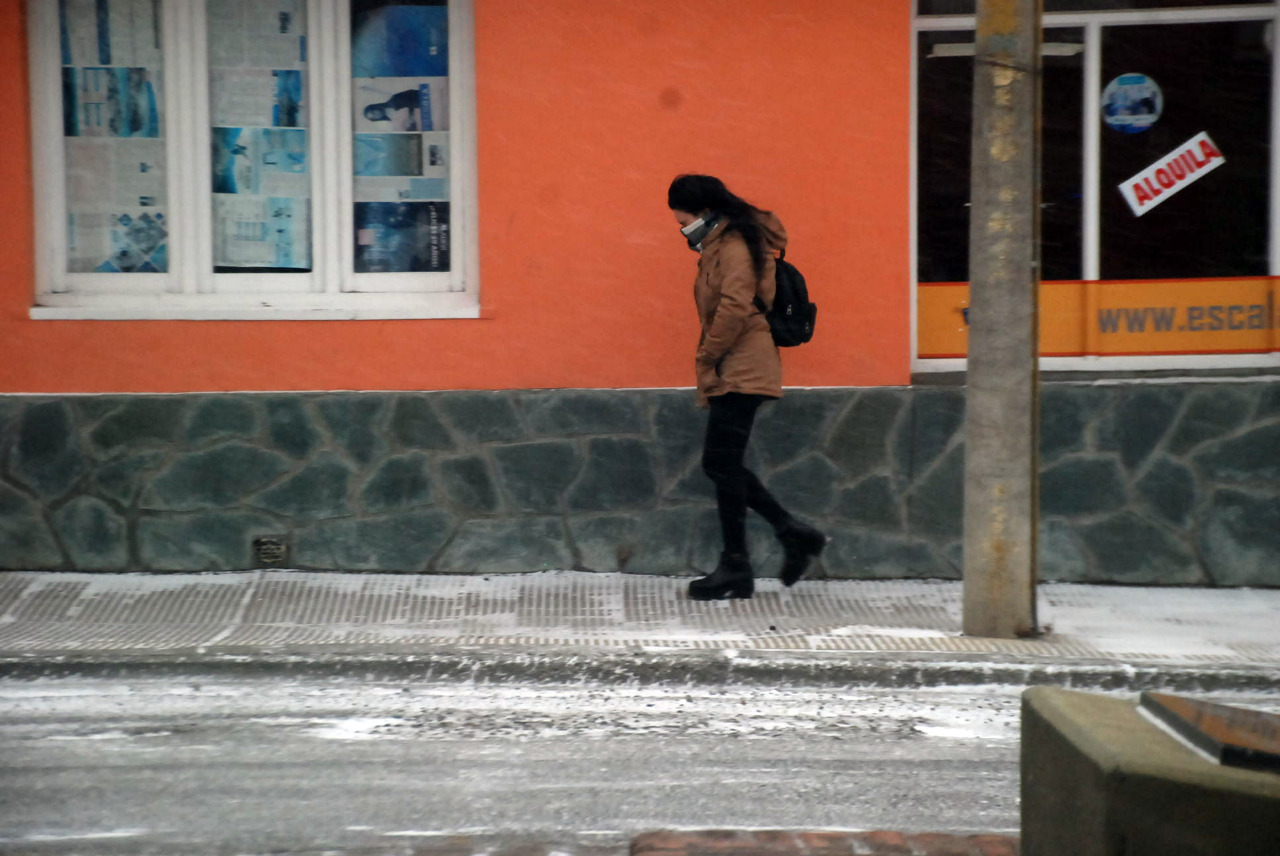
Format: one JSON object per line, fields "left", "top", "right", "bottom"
{"left": 757, "top": 210, "right": 787, "bottom": 255}
{"left": 704, "top": 210, "right": 788, "bottom": 254}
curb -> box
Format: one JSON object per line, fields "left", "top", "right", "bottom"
{"left": 0, "top": 830, "right": 1017, "bottom": 856}
{"left": 3, "top": 644, "right": 1278, "bottom": 693}
{"left": 631, "top": 830, "right": 1019, "bottom": 856}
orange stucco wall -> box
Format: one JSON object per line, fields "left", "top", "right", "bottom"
{"left": 0, "top": 0, "right": 911, "bottom": 393}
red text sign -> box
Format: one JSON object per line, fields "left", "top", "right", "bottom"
{"left": 1119, "top": 131, "right": 1225, "bottom": 217}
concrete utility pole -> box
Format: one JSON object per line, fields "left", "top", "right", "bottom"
{"left": 962, "top": 0, "right": 1042, "bottom": 638}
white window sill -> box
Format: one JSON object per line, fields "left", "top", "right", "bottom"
{"left": 30, "top": 292, "right": 481, "bottom": 321}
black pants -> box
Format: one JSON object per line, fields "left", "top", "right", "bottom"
{"left": 702, "top": 393, "right": 792, "bottom": 556}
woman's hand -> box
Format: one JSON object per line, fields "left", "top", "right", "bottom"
{"left": 696, "top": 356, "right": 721, "bottom": 396}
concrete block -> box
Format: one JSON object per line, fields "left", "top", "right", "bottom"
{"left": 1021, "top": 687, "right": 1280, "bottom": 856}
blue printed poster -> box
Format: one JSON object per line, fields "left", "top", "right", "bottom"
{"left": 351, "top": 2, "right": 448, "bottom": 79}
{"left": 354, "top": 201, "right": 450, "bottom": 273}
{"left": 63, "top": 67, "right": 162, "bottom": 138}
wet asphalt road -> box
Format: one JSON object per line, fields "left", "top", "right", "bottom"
{"left": 0, "top": 675, "right": 1028, "bottom": 853}
{"left": 3, "top": 677, "right": 1271, "bottom": 854}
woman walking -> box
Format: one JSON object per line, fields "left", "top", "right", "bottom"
{"left": 668, "top": 174, "right": 827, "bottom": 600}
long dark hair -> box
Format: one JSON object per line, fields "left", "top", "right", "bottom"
{"left": 667, "top": 174, "right": 767, "bottom": 279}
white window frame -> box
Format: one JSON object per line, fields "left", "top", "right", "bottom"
{"left": 28, "top": 0, "right": 480, "bottom": 320}
{"left": 910, "top": 2, "right": 1280, "bottom": 373}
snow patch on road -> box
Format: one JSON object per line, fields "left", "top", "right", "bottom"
{"left": 45, "top": 730, "right": 172, "bottom": 741}
{"left": 15, "top": 829, "right": 150, "bottom": 842}
{"left": 304, "top": 717, "right": 405, "bottom": 740}
{"left": 1044, "top": 586, "right": 1279, "bottom": 659}
{"left": 822, "top": 625, "right": 956, "bottom": 639}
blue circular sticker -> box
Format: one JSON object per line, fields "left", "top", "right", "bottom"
{"left": 1102, "top": 73, "right": 1163, "bottom": 134}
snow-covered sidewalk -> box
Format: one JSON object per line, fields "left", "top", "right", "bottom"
{"left": 1, "top": 571, "right": 1276, "bottom": 675}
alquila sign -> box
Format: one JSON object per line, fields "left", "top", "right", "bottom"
{"left": 1120, "top": 131, "right": 1225, "bottom": 217}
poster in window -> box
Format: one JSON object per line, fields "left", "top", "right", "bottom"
{"left": 214, "top": 195, "right": 310, "bottom": 269}
{"left": 69, "top": 211, "right": 168, "bottom": 273}
{"left": 212, "top": 127, "right": 308, "bottom": 196}
{"left": 354, "top": 201, "right": 449, "bottom": 273}
{"left": 354, "top": 131, "right": 448, "bottom": 203}
{"left": 60, "top": 1, "right": 168, "bottom": 273}
{"left": 211, "top": 69, "right": 306, "bottom": 128}
{"left": 207, "top": 0, "right": 311, "bottom": 271}
{"left": 211, "top": 127, "right": 311, "bottom": 269}
{"left": 353, "top": 79, "right": 448, "bottom": 133}
{"left": 207, "top": 0, "right": 307, "bottom": 69}
{"left": 63, "top": 67, "right": 162, "bottom": 138}
{"left": 1102, "top": 73, "right": 1162, "bottom": 134}
{"left": 60, "top": 0, "right": 163, "bottom": 68}
{"left": 355, "top": 133, "right": 424, "bottom": 176}
{"left": 350, "top": 2, "right": 449, "bottom": 273}
{"left": 351, "top": 1, "right": 448, "bottom": 79}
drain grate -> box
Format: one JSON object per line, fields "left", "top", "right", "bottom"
{"left": 252, "top": 537, "right": 289, "bottom": 566}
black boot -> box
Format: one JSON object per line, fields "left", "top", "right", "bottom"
{"left": 688, "top": 552, "right": 754, "bottom": 600}
{"left": 777, "top": 520, "right": 828, "bottom": 587}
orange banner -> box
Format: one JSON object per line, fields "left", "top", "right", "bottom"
{"left": 918, "top": 277, "right": 1280, "bottom": 358}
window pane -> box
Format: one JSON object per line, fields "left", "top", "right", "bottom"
{"left": 208, "top": 0, "right": 312, "bottom": 273}
{"left": 351, "top": 0, "right": 451, "bottom": 273}
{"left": 916, "top": 29, "right": 1084, "bottom": 283}
{"left": 918, "top": 0, "right": 1254, "bottom": 14}
{"left": 1099, "top": 21, "right": 1271, "bottom": 279}
{"left": 60, "top": 0, "right": 168, "bottom": 273}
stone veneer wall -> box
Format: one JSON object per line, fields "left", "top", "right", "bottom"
{"left": 0, "top": 381, "right": 1277, "bottom": 585}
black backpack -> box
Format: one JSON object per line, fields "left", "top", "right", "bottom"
{"left": 755, "top": 251, "right": 816, "bottom": 347}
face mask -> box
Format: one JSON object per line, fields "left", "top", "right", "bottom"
{"left": 680, "top": 214, "right": 719, "bottom": 252}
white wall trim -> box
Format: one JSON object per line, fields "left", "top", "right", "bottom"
{"left": 1082, "top": 21, "right": 1102, "bottom": 282}
{"left": 29, "top": 290, "right": 481, "bottom": 321}
{"left": 1271, "top": 9, "right": 1280, "bottom": 277}
{"left": 908, "top": 21, "right": 921, "bottom": 373}
{"left": 915, "top": 5, "right": 1277, "bottom": 31}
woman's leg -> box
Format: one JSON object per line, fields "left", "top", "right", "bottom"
{"left": 742, "top": 469, "right": 791, "bottom": 530}
{"left": 702, "top": 393, "right": 760, "bottom": 556}
{"left": 703, "top": 393, "right": 827, "bottom": 589}
{"left": 702, "top": 393, "right": 796, "bottom": 550}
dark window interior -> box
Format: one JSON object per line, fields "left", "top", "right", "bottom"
{"left": 1099, "top": 21, "right": 1271, "bottom": 279}
{"left": 919, "top": 1, "right": 1257, "bottom": 14}
{"left": 916, "top": 29, "right": 1084, "bottom": 283}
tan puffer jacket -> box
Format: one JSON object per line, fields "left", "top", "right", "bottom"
{"left": 692, "top": 211, "right": 787, "bottom": 407}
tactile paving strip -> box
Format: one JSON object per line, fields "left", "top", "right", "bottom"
{"left": 0, "top": 571, "right": 1276, "bottom": 665}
